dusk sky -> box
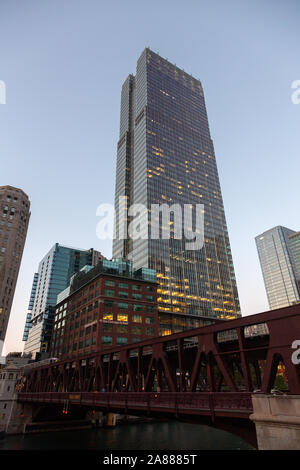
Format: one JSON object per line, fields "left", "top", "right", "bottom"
{"left": 1, "top": 0, "right": 299, "bottom": 354}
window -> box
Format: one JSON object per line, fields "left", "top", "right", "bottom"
{"left": 146, "top": 327, "right": 155, "bottom": 335}
{"left": 104, "top": 289, "right": 114, "bottom": 297}
{"left": 146, "top": 295, "right": 154, "bottom": 301}
{"left": 118, "top": 291, "right": 128, "bottom": 298}
{"left": 103, "top": 313, "right": 113, "bottom": 321}
{"left": 85, "top": 338, "right": 90, "bottom": 347}
{"left": 146, "top": 305, "right": 154, "bottom": 313}
{"left": 132, "top": 293, "right": 142, "bottom": 300}
{"left": 104, "top": 300, "right": 114, "bottom": 308}
{"left": 119, "top": 282, "right": 128, "bottom": 289}
{"left": 117, "top": 324, "right": 128, "bottom": 333}
{"left": 146, "top": 317, "right": 154, "bottom": 324}
{"left": 102, "top": 336, "right": 113, "bottom": 345}
{"left": 103, "top": 324, "right": 113, "bottom": 333}
{"left": 118, "top": 302, "right": 128, "bottom": 310}
{"left": 105, "top": 280, "right": 115, "bottom": 287}
{"left": 133, "top": 304, "right": 143, "bottom": 312}
{"left": 132, "top": 338, "right": 141, "bottom": 343}
{"left": 116, "top": 337, "right": 128, "bottom": 345}
{"left": 132, "top": 314, "right": 142, "bottom": 323}
{"left": 132, "top": 284, "right": 141, "bottom": 291}
{"left": 132, "top": 325, "right": 142, "bottom": 335}
{"left": 117, "top": 314, "right": 128, "bottom": 322}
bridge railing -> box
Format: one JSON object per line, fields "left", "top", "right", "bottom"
{"left": 18, "top": 391, "right": 253, "bottom": 417}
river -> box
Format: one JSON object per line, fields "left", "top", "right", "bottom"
{"left": 0, "top": 420, "right": 254, "bottom": 450}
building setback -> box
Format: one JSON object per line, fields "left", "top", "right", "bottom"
{"left": 255, "top": 226, "right": 300, "bottom": 310}
{"left": 23, "top": 243, "right": 104, "bottom": 360}
{"left": 113, "top": 48, "right": 240, "bottom": 331}
{"left": 0, "top": 186, "right": 30, "bottom": 356}
{"left": 50, "top": 259, "right": 159, "bottom": 360}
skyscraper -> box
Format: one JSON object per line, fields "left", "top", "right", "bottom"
{"left": 255, "top": 226, "right": 300, "bottom": 310}
{"left": 288, "top": 231, "right": 300, "bottom": 292}
{"left": 113, "top": 48, "right": 240, "bottom": 333}
{"left": 23, "top": 243, "right": 104, "bottom": 359}
{"left": 0, "top": 186, "right": 30, "bottom": 356}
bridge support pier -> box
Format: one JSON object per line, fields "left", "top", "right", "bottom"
{"left": 85, "top": 410, "right": 103, "bottom": 427}
{"left": 4, "top": 401, "right": 33, "bottom": 435}
{"left": 104, "top": 413, "right": 117, "bottom": 427}
{"left": 250, "top": 394, "right": 300, "bottom": 450}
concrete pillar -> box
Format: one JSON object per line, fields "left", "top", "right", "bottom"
{"left": 104, "top": 412, "right": 117, "bottom": 427}
{"left": 85, "top": 410, "right": 103, "bottom": 427}
{"left": 250, "top": 394, "right": 300, "bottom": 450}
{"left": 5, "top": 401, "right": 33, "bottom": 435}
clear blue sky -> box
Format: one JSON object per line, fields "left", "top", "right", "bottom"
{"left": 1, "top": 0, "right": 299, "bottom": 354}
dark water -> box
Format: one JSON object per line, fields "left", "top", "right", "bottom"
{"left": 0, "top": 421, "right": 254, "bottom": 450}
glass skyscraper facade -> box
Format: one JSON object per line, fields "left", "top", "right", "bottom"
{"left": 255, "top": 226, "right": 300, "bottom": 310}
{"left": 23, "top": 243, "right": 103, "bottom": 358}
{"left": 288, "top": 231, "right": 300, "bottom": 293}
{"left": 113, "top": 48, "right": 240, "bottom": 331}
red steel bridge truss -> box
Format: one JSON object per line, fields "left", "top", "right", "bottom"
{"left": 18, "top": 305, "right": 300, "bottom": 426}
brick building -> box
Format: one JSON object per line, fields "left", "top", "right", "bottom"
{"left": 50, "top": 259, "right": 158, "bottom": 359}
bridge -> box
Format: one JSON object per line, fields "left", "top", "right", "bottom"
{"left": 16, "top": 304, "right": 300, "bottom": 449}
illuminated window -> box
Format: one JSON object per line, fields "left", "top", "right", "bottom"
{"left": 132, "top": 315, "right": 142, "bottom": 323}
{"left": 117, "top": 314, "right": 128, "bottom": 322}
{"left": 103, "top": 313, "right": 113, "bottom": 321}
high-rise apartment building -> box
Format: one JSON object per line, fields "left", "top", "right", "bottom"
{"left": 23, "top": 243, "right": 104, "bottom": 359}
{"left": 255, "top": 226, "right": 300, "bottom": 310}
{"left": 0, "top": 186, "right": 30, "bottom": 356}
{"left": 113, "top": 48, "right": 240, "bottom": 332}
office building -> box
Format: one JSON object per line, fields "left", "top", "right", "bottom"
{"left": 0, "top": 186, "right": 30, "bottom": 356}
{"left": 50, "top": 258, "right": 159, "bottom": 359}
{"left": 23, "top": 243, "right": 104, "bottom": 359}
{"left": 255, "top": 226, "right": 300, "bottom": 310}
{"left": 288, "top": 231, "right": 300, "bottom": 292}
{"left": 112, "top": 48, "right": 240, "bottom": 333}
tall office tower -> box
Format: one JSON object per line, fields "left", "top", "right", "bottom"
{"left": 22, "top": 272, "right": 38, "bottom": 343}
{"left": 288, "top": 232, "right": 300, "bottom": 292}
{"left": 0, "top": 186, "right": 30, "bottom": 356}
{"left": 23, "top": 243, "right": 104, "bottom": 359}
{"left": 255, "top": 226, "right": 300, "bottom": 310}
{"left": 113, "top": 48, "right": 240, "bottom": 333}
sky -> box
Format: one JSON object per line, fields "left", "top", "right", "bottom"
{"left": 0, "top": 0, "right": 299, "bottom": 354}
